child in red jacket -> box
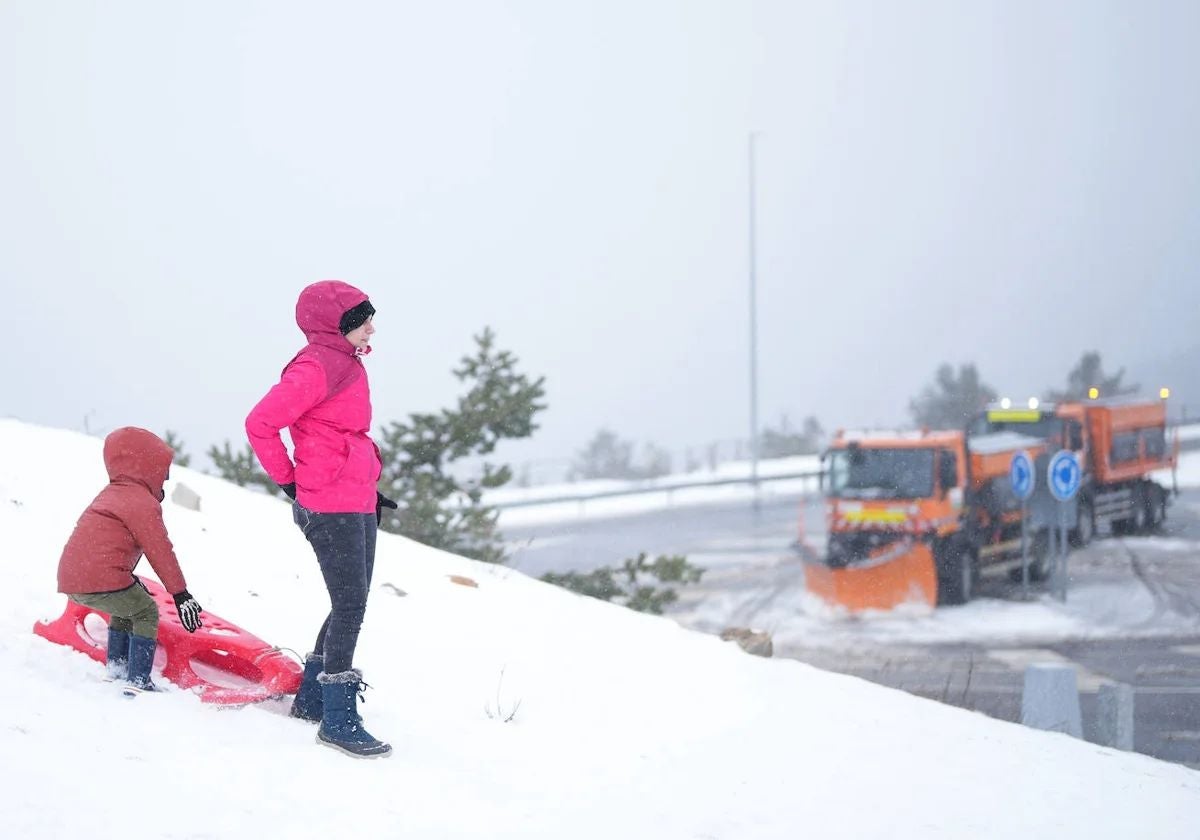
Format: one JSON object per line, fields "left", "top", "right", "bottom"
{"left": 57, "top": 426, "right": 203, "bottom": 695}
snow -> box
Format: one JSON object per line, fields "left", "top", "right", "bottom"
{"left": 1176, "top": 423, "right": 1200, "bottom": 442}
{"left": 1155, "top": 450, "right": 1200, "bottom": 489}
{"left": 1, "top": 419, "right": 1197, "bottom": 838}
{"left": 663, "top": 497, "right": 1200, "bottom": 651}
{"left": 836, "top": 428, "right": 954, "bottom": 442}
{"left": 967, "top": 430, "right": 1046, "bottom": 454}
{"left": 674, "top": 560, "right": 1200, "bottom": 651}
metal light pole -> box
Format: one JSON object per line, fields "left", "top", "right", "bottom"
{"left": 748, "top": 131, "right": 761, "bottom": 508}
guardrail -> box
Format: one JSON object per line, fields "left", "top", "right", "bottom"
{"left": 494, "top": 421, "right": 1200, "bottom": 512}
{"left": 493, "top": 469, "right": 823, "bottom": 510}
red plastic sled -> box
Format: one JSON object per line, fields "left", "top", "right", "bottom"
{"left": 34, "top": 578, "right": 302, "bottom": 705}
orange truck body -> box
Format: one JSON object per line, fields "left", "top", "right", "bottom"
{"left": 808, "top": 429, "right": 1048, "bottom": 611}
{"left": 970, "top": 398, "right": 1177, "bottom": 539}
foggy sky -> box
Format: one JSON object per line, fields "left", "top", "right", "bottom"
{"left": 2, "top": 1, "right": 1198, "bottom": 474}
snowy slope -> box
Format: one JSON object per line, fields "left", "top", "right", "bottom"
{"left": 0, "top": 419, "right": 1196, "bottom": 839}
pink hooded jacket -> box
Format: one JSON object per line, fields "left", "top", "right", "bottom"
{"left": 245, "top": 280, "right": 381, "bottom": 514}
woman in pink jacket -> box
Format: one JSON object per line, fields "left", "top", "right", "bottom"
{"left": 246, "top": 280, "right": 396, "bottom": 759}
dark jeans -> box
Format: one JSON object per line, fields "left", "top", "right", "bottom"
{"left": 292, "top": 503, "right": 377, "bottom": 675}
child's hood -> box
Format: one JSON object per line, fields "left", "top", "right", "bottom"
{"left": 102, "top": 427, "right": 173, "bottom": 498}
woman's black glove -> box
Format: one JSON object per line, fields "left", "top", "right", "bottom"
{"left": 173, "top": 590, "right": 203, "bottom": 633}
{"left": 279, "top": 483, "right": 297, "bottom": 500}
{"left": 376, "top": 491, "right": 398, "bottom": 525}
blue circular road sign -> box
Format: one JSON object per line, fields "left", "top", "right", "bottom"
{"left": 1010, "top": 450, "right": 1035, "bottom": 501}
{"left": 1047, "top": 450, "right": 1081, "bottom": 502}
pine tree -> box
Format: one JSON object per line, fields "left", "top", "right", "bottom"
{"left": 1047, "top": 351, "right": 1137, "bottom": 401}
{"left": 570, "top": 429, "right": 636, "bottom": 480}
{"left": 909, "top": 363, "right": 998, "bottom": 429}
{"left": 376, "top": 328, "right": 546, "bottom": 563}
{"left": 570, "top": 430, "right": 674, "bottom": 479}
{"left": 163, "top": 430, "right": 191, "bottom": 468}
{"left": 208, "top": 441, "right": 283, "bottom": 497}
{"left": 639, "top": 442, "right": 673, "bottom": 478}
{"left": 541, "top": 553, "right": 704, "bottom": 615}
{"left": 760, "top": 414, "right": 824, "bottom": 457}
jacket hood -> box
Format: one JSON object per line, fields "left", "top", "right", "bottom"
{"left": 103, "top": 427, "right": 174, "bottom": 498}
{"left": 295, "top": 280, "right": 369, "bottom": 352}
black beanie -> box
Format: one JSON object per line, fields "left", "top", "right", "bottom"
{"left": 339, "top": 300, "right": 376, "bottom": 335}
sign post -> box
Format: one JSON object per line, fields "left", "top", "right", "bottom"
{"left": 1047, "top": 450, "right": 1081, "bottom": 602}
{"left": 1010, "top": 451, "right": 1035, "bottom": 599}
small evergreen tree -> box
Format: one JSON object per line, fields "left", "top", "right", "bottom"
{"left": 539, "top": 567, "right": 624, "bottom": 602}
{"left": 163, "top": 430, "right": 191, "bottom": 467}
{"left": 760, "top": 414, "right": 824, "bottom": 457}
{"left": 1047, "top": 351, "right": 1137, "bottom": 402}
{"left": 639, "top": 443, "right": 673, "bottom": 479}
{"left": 376, "top": 328, "right": 546, "bottom": 563}
{"left": 570, "top": 430, "right": 674, "bottom": 480}
{"left": 909, "top": 363, "right": 997, "bottom": 429}
{"left": 208, "top": 441, "right": 283, "bottom": 497}
{"left": 570, "top": 428, "right": 636, "bottom": 480}
{"left": 541, "top": 553, "right": 704, "bottom": 615}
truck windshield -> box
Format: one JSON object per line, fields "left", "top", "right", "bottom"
{"left": 826, "top": 448, "right": 935, "bottom": 499}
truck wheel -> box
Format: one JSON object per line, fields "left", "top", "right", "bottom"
{"left": 1113, "top": 487, "right": 1148, "bottom": 536}
{"left": 936, "top": 540, "right": 976, "bottom": 606}
{"left": 1069, "top": 498, "right": 1094, "bottom": 548}
{"left": 1130, "top": 488, "right": 1149, "bottom": 534}
{"left": 1148, "top": 486, "right": 1168, "bottom": 530}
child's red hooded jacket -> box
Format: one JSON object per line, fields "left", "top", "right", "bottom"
{"left": 57, "top": 427, "right": 187, "bottom": 595}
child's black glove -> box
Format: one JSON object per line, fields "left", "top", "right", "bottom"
{"left": 376, "top": 491, "right": 398, "bottom": 525}
{"left": 173, "top": 590, "right": 203, "bottom": 633}
{"left": 279, "top": 483, "right": 297, "bottom": 500}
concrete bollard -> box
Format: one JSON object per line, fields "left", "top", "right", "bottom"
{"left": 1021, "top": 663, "right": 1082, "bottom": 738}
{"left": 1095, "top": 682, "right": 1135, "bottom": 751}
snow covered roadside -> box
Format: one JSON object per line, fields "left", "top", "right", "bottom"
{"left": 0, "top": 419, "right": 1196, "bottom": 839}
{"left": 673, "top": 555, "right": 1200, "bottom": 652}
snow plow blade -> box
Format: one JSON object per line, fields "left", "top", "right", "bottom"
{"left": 804, "top": 541, "right": 937, "bottom": 612}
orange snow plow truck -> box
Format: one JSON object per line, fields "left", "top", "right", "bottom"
{"left": 805, "top": 429, "right": 1052, "bottom": 611}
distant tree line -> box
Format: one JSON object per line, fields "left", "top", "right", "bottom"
{"left": 567, "top": 414, "right": 824, "bottom": 482}
{"left": 908, "top": 351, "right": 1137, "bottom": 429}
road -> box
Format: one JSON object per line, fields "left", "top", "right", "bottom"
{"left": 504, "top": 492, "right": 810, "bottom": 578}
{"left": 504, "top": 489, "right": 1200, "bottom": 769}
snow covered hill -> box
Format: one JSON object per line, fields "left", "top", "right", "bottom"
{"left": 1, "top": 419, "right": 1196, "bottom": 839}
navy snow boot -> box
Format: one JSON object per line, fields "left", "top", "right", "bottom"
{"left": 123, "top": 634, "right": 159, "bottom": 696}
{"left": 316, "top": 670, "right": 392, "bottom": 758}
{"left": 289, "top": 653, "right": 324, "bottom": 723}
{"left": 105, "top": 628, "right": 131, "bottom": 682}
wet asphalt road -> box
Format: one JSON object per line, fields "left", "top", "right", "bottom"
{"left": 504, "top": 489, "right": 1200, "bottom": 769}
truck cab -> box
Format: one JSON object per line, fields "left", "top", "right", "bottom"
{"left": 824, "top": 430, "right": 964, "bottom": 568}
